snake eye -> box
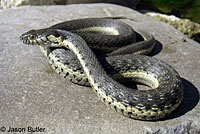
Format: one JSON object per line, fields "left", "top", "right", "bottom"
{"left": 29, "top": 35, "right": 36, "bottom": 40}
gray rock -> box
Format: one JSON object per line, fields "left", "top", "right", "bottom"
{"left": 0, "top": 3, "right": 200, "bottom": 134}
{"left": 65, "top": 0, "right": 139, "bottom": 8}
{"left": 0, "top": 0, "right": 139, "bottom": 9}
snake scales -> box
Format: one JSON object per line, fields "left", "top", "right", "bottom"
{"left": 20, "top": 18, "right": 183, "bottom": 120}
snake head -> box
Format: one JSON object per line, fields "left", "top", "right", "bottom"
{"left": 20, "top": 29, "right": 49, "bottom": 45}
{"left": 20, "top": 29, "right": 64, "bottom": 47}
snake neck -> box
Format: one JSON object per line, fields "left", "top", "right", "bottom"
{"left": 62, "top": 31, "right": 118, "bottom": 91}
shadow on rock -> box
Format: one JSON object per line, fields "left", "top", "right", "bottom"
{"left": 149, "top": 40, "right": 163, "bottom": 56}
{"left": 167, "top": 78, "right": 199, "bottom": 120}
{"left": 136, "top": 32, "right": 163, "bottom": 56}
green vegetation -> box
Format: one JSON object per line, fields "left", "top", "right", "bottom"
{"left": 181, "top": 0, "right": 200, "bottom": 23}
{"left": 150, "top": 0, "right": 189, "bottom": 13}
{"left": 139, "top": 0, "right": 200, "bottom": 23}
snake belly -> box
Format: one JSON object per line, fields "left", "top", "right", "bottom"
{"left": 20, "top": 18, "right": 183, "bottom": 120}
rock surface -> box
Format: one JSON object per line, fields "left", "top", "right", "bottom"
{"left": 0, "top": 3, "right": 200, "bottom": 134}
{"left": 0, "top": 0, "right": 139, "bottom": 9}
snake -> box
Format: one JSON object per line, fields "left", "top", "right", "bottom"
{"left": 19, "top": 18, "right": 183, "bottom": 120}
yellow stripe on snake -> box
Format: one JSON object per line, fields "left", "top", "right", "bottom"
{"left": 20, "top": 18, "right": 183, "bottom": 120}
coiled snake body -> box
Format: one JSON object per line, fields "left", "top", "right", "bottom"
{"left": 20, "top": 18, "right": 183, "bottom": 120}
